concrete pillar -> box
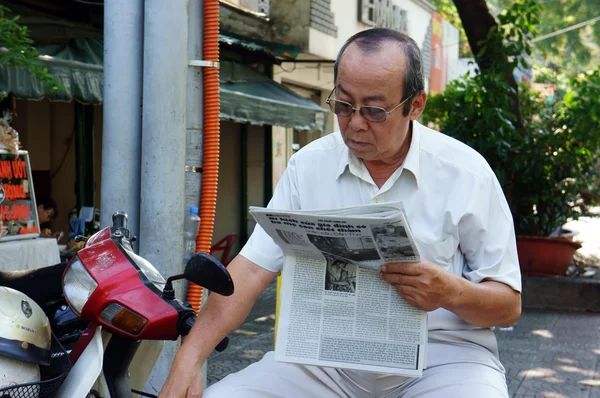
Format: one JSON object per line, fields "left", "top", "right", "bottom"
{"left": 140, "top": 0, "right": 189, "bottom": 392}
{"left": 101, "top": 0, "right": 144, "bottom": 238}
{"left": 185, "top": 0, "right": 204, "bottom": 215}
{"left": 185, "top": 0, "right": 207, "bottom": 381}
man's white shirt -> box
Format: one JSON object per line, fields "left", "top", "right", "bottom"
{"left": 241, "top": 121, "right": 521, "bottom": 366}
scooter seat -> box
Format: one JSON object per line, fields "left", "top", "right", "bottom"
{"left": 0, "top": 263, "right": 67, "bottom": 304}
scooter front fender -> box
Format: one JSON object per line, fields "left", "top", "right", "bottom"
{"left": 57, "top": 325, "right": 105, "bottom": 398}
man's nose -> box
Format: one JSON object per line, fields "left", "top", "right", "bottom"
{"left": 348, "top": 108, "right": 368, "bottom": 131}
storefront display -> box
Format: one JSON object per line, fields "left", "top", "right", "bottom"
{"left": 0, "top": 150, "right": 40, "bottom": 241}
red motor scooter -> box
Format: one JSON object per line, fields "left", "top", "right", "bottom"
{"left": 0, "top": 211, "right": 234, "bottom": 398}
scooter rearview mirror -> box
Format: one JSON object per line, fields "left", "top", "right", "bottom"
{"left": 184, "top": 253, "right": 234, "bottom": 297}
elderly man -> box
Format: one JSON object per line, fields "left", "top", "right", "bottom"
{"left": 160, "top": 28, "right": 521, "bottom": 398}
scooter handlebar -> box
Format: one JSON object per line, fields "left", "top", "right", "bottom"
{"left": 112, "top": 211, "right": 128, "bottom": 229}
{"left": 181, "top": 315, "right": 196, "bottom": 336}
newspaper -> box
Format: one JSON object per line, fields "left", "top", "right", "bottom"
{"left": 249, "top": 202, "right": 428, "bottom": 377}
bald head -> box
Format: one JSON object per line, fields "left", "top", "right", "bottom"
{"left": 334, "top": 28, "right": 424, "bottom": 116}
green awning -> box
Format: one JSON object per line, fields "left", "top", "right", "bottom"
{"left": 220, "top": 61, "right": 327, "bottom": 132}
{"left": 0, "top": 38, "right": 103, "bottom": 104}
{"left": 0, "top": 39, "right": 327, "bottom": 132}
{"left": 219, "top": 33, "right": 300, "bottom": 61}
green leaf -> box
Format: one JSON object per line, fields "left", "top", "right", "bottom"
{"left": 0, "top": 5, "right": 64, "bottom": 93}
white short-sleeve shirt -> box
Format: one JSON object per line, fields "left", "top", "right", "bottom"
{"left": 240, "top": 121, "right": 521, "bottom": 364}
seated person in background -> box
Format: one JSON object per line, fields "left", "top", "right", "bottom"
{"left": 37, "top": 197, "right": 63, "bottom": 240}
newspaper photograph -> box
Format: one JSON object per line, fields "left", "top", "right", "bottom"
{"left": 249, "top": 202, "right": 428, "bottom": 377}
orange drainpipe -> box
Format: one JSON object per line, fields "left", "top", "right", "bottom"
{"left": 186, "top": 0, "right": 220, "bottom": 312}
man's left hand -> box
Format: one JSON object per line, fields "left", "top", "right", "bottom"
{"left": 379, "top": 260, "right": 459, "bottom": 311}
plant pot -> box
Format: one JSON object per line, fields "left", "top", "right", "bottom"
{"left": 516, "top": 236, "right": 582, "bottom": 276}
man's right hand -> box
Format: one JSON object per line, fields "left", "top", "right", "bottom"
{"left": 156, "top": 255, "right": 278, "bottom": 398}
{"left": 158, "top": 359, "right": 204, "bottom": 397}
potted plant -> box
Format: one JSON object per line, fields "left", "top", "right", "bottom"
{"left": 507, "top": 72, "right": 600, "bottom": 275}
{"left": 422, "top": 4, "right": 600, "bottom": 275}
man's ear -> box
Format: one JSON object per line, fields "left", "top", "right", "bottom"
{"left": 409, "top": 91, "right": 427, "bottom": 121}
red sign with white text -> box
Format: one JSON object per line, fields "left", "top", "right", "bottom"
{"left": 0, "top": 151, "right": 38, "bottom": 239}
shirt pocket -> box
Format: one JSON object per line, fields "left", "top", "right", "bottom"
{"left": 414, "top": 234, "right": 458, "bottom": 268}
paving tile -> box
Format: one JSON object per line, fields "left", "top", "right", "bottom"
{"left": 498, "top": 311, "right": 600, "bottom": 398}
{"left": 588, "top": 355, "right": 600, "bottom": 398}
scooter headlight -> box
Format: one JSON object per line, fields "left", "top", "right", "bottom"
{"left": 62, "top": 257, "right": 98, "bottom": 316}
{"left": 123, "top": 249, "right": 166, "bottom": 291}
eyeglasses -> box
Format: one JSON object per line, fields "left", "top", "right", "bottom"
{"left": 325, "top": 86, "right": 414, "bottom": 123}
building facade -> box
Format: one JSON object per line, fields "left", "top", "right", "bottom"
{"left": 3, "top": 0, "right": 461, "bottom": 260}
{"left": 267, "top": 0, "right": 460, "bottom": 185}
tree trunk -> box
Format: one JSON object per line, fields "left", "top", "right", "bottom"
{"left": 453, "top": 0, "right": 523, "bottom": 130}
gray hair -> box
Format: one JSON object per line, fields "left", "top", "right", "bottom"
{"left": 334, "top": 28, "right": 424, "bottom": 116}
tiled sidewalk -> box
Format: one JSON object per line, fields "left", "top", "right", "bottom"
{"left": 496, "top": 311, "right": 600, "bottom": 397}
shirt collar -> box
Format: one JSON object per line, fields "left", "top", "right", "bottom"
{"left": 335, "top": 138, "right": 352, "bottom": 179}
{"left": 335, "top": 121, "right": 421, "bottom": 188}
{"left": 402, "top": 121, "right": 421, "bottom": 188}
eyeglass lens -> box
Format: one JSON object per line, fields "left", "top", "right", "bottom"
{"left": 328, "top": 101, "right": 387, "bottom": 122}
